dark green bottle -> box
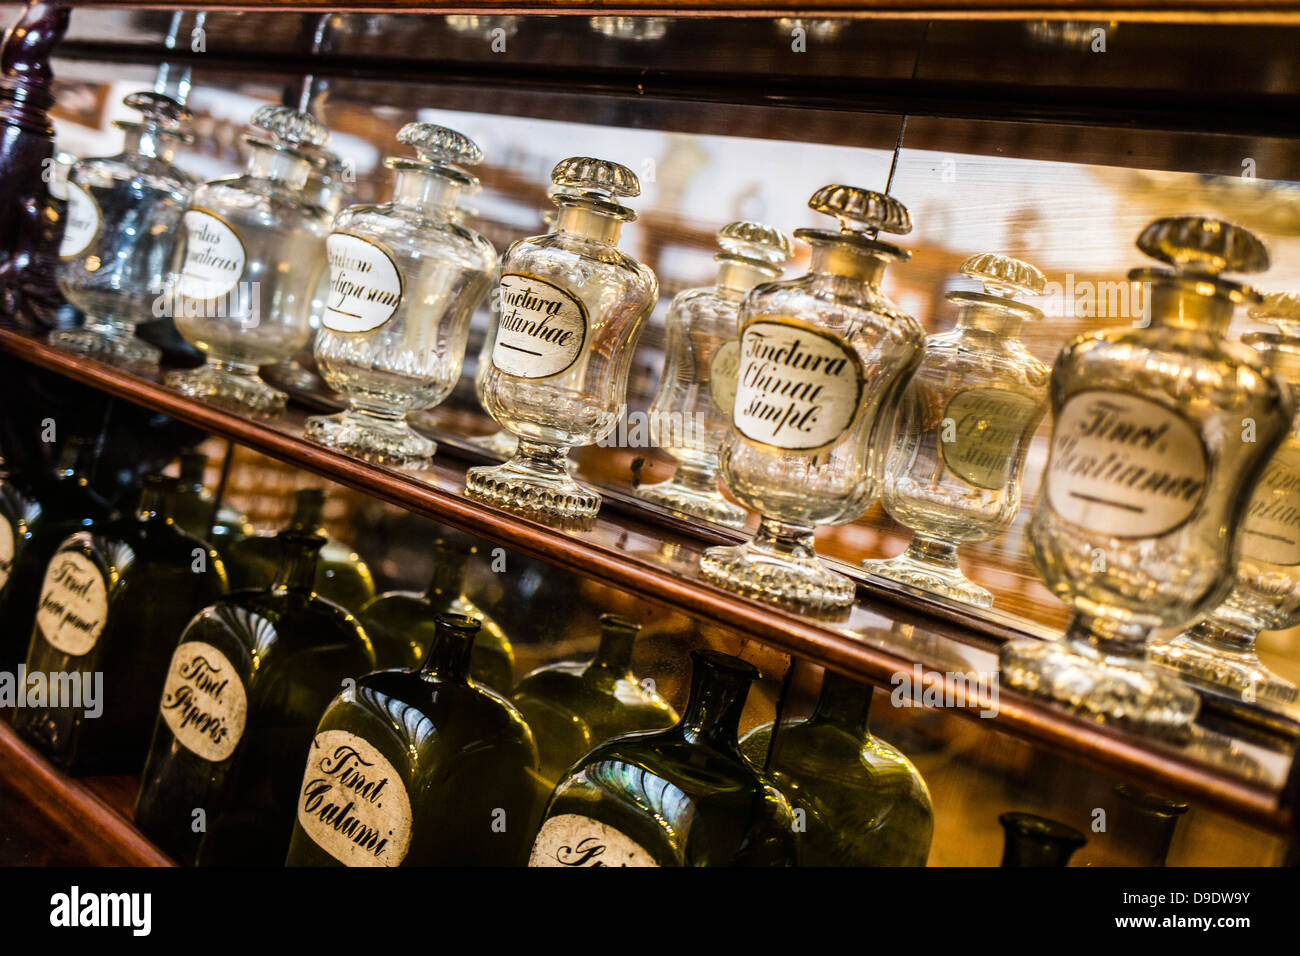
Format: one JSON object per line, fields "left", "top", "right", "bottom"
{"left": 286, "top": 614, "right": 541, "bottom": 867}
{"left": 530, "top": 650, "right": 798, "bottom": 867}
{"left": 0, "top": 437, "right": 115, "bottom": 670}
{"left": 359, "top": 537, "right": 514, "bottom": 693}
{"left": 0, "top": 479, "right": 40, "bottom": 622}
{"left": 166, "top": 451, "right": 253, "bottom": 556}
{"left": 224, "top": 487, "right": 375, "bottom": 614}
{"left": 14, "top": 476, "right": 227, "bottom": 774}
{"left": 998, "top": 811, "right": 1086, "bottom": 866}
{"left": 134, "top": 530, "right": 376, "bottom": 866}
{"left": 739, "top": 671, "right": 933, "bottom": 866}
{"left": 511, "top": 613, "right": 677, "bottom": 792}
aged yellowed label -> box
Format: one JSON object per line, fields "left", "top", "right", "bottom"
{"left": 529, "top": 814, "right": 658, "bottom": 867}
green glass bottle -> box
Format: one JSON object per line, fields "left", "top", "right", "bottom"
{"left": 285, "top": 614, "right": 541, "bottom": 867}
{"left": 166, "top": 451, "right": 253, "bottom": 556}
{"left": 134, "top": 530, "right": 376, "bottom": 866}
{"left": 530, "top": 650, "right": 798, "bottom": 867}
{"left": 739, "top": 671, "right": 933, "bottom": 866}
{"left": 14, "top": 475, "right": 227, "bottom": 774}
{"left": 511, "top": 613, "right": 677, "bottom": 792}
{"left": 0, "top": 479, "right": 40, "bottom": 624}
{"left": 0, "top": 437, "right": 115, "bottom": 670}
{"left": 224, "top": 487, "right": 375, "bottom": 613}
{"left": 998, "top": 812, "right": 1086, "bottom": 866}
{"left": 359, "top": 537, "right": 514, "bottom": 693}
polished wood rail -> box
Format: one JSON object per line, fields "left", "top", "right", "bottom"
{"left": 0, "top": 328, "right": 1295, "bottom": 834}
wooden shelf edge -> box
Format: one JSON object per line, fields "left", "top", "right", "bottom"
{"left": 0, "top": 328, "right": 1292, "bottom": 833}
{"left": 0, "top": 722, "right": 174, "bottom": 866}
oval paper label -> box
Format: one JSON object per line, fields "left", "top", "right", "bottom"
{"left": 296, "top": 729, "right": 413, "bottom": 867}
{"left": 0, "top": 516, "right": 14, "bottom": 593}
{"left": 323, "top": 233, "right": 404, "bottom": 333}
{"left": 159, "top": 640, "right": 248, "bottom": 762}
{"left": 732, "top": 318, "right": 864, "bottom": 452}
{"left": 177, "top": 209, "right": 246, "bottom": 301}
{"left": 1045, "top": 390, "right": 1208, "bottom": 538}
{"left": 529, "top": 814, "right": 658, "bottom": 867}
{"left": 940, "top": 387, "right": 1042, "bottom": 490}
{"left": 36, "top": 551, "right": 108, "bottom": 656}
{"left": 708, "top": 339, "right": 740, "bottom": 415}
{"left": 59, "top": 182, "right": 101, "bottom": 259}
{"left": 492, "top": 272, "right": 588, "bottom": 379}
{"left": 1240, "top": 445, "right": 1300, "bottom": 566}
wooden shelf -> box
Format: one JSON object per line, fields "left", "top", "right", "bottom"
{"left": 1, "top": 328, "right": 1296, "bottom": 835}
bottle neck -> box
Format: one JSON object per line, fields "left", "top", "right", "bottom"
{"left": 808, "top": 237, "right": 887, "bottom": 286}
{"left": 271, "top": 534, "right": 323, "bottom": 592}
{"left": 247, "top": 142, "right": 312, "bottom": 191}
{"left": 1145, "top": 278, "right": 1235, "bottom": 336}
{"left": 177, "top": 453, "right": 206, "bottom": 493}
{"left": 423, "top": 547, "right": 470, "bottom": 611}
{"left": 956, "top": 302, "right": 1024, "bottom": 338}
{"left": 122, "top": 125, "right": 177, "bottom": 163}
{"left": 676, "top": 652, "right": 754, "bottom": 750}
{"left": 288, "top": 491, "right": 326, "bottom": 535}
{"left": 715, "top": 255, "right": 778, "bottom": 298}
{"left": 556, "top": 203, "right": 623, "bottom": 245}
{"left": 809, "top": 671, "right": 872, "bottom": 736}
{"left": 54, "top": 440, "right": 97, "bottom": 482}
{"left": 583, "top": 617, "right": 638, "bottom": 680}
{"left": 417, "top": 618, "right": 479, "bottom": 683}
{"left": 135, "top": 480, "right": 172, "bottom": 523}
{"left": 392, "top": 166, "right": 462, "bottom": 214}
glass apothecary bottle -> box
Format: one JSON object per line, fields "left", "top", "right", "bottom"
{"left": 739, "top": 671, "right": 933, "bottom": 866}
{"left": 359, "top": 535, "right": 514, "bottom": 693}
{"left": 638, "top": 221, "right": 792, "bottom": 528}
{"left": 15, "top": 476, "right": 227, "bottom": 774}
{"left": 135, "top": 530, "right": 375, "bottom": 866}
{"left": 865, "top": 253, "right": 1051, "bottom": 607}
{"left": 285, "top": 614, "right": 540, "bottom": 867}
{"left": 466, "top": 157, "right": 659, "bottom": 518}
{"left": 51, "top": 92, "right": 196, "bottom": 368}
{"left": 702, "top": 186, "right": 924, "bottom": 610}
{"left": 165, "top": 105, "right": 333, "bottom": 416}
{"left": 1002, "top": 217, "right": 1292, "bottom": 739}
{"left": 0, "top": 478, "right": 40, "bottom": 635}
{"left": 306, "top": 123, "right": 497, "bottom": 466}
{"left": 1152, "top": 292, "right": 1300, "bottom": 706}
{"left": 511, "top": 613, "right": 678, "bottom": 791}
{"left": 998, "top": 812, "right": 1086, "bottom": 866}
{"left": 165, "top": 450, "right": 253, "bottom": 555}
{"left": 0, "top": 437, "right": 114, "bottom": 670}
{"left": 529, "top": 650, "right": 797, "bottom": 867}
{"left": 223, "top": 487, "right": 375, "bottom": 613}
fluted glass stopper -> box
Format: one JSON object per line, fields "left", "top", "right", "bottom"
{"left": 251, "top": 104, "right": 329, "bottom": 148}
{"left": 808, "top": 184, "right": 912, "bottom": 236}
{"left": 960, "top": 252, "right": 1046, "bottom": 299}
{"left": 1137, "top": 216, "right": 1269, "bottom": 276}
{"left": 123, "top": 90, "right": 190, "bottom": 127}
{"left": 551, "top": 156, "right": 640, "bottom": 199}
{"left": 398, "top": 122, "right": 484, "bottom": 167}
{"left": 717, "top": 220, "right": 793, "bottom": 266}
{"left": 1249, "top": 291, "right": 1300, "bottom": 339}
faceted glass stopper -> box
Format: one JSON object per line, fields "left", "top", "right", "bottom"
{"left": 124, "top": 90, "right": 190, "bottom": 127}
{"left": 1249, "top": 291, "right": 1300, "bottom": 339}
{"left": 1136, "top": 216, "right": 1269, "bottom": 276}
{"left": 717, "top": 220, "right": 792, "bottom": 265}
{"left": 551, "top": 156, "right": 640, "bottom": 198}
{"left": 251, "top": 104, "right": 329, "bottom": 148}
{"left": 397, "top": 123, "right": 484, "bottom": 167}
{"left": 961, "top": 252, "right": 1046, "bottom": 298}
{"left": 808, "top": 184, "right": 912, "bottom": 236}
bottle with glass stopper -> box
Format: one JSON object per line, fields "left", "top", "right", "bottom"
{"left": 702, "top": 185, "right": 924, "bottom": 610}
{"left": 134, "top": 530, "right": 375, "bottom": 865}
{"left": 511, "top": 613, "right": 678, "bottom": 792}
{"left": 529, "top": 650, "right": 797, "bottom": 867}
{"left": 51, "top": 91, "right": 196, "bottom": 367}
{"left": 739, "top": 670, "right": 933, "bottom": 865}
{"left": 638, "top": 221, "right": 792, "bottom": 528}
{"left": 15, "top": 475, "right": 227, "bottom": 774}
{"left": 165, "top": 105, "right": 333, "bottom": 416}
{"left": 1002, "top": 217, "right": 1292, "bottom": 739}
{"left": 165, "top": 450, "right": 253, "bottom": 555}
{"left": 1152, "top": 291, "right": 1300, "bottom": 706}
{"left": 466, "top": 157, "right": 659, "bottom": 518}
{"left": 285, "top": 614, "right": 541, "bottom": 866}
{"left": 359, "top": 535, "right": 514, "bottom": 693}
{"left": 865, "top": 253, "right": 1051, "bottom": 607}
{"left": 306, "top": 123, "right": 497, "bottom": 466}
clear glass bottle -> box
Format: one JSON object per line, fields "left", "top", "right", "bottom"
{"left": 1152, "top": 292, "right": 1300, "bottom": 705}
{"left": 285, "top": 614, "right": 541, "bottom": 867}
{"left": 637, "top": 221, "right": 792, "bottom": 528}
{"left": 1001, "top": 217, "right": 1292, "bottom": 739}
{"left": 14, "top": 475, "right": 227, "bottom": 774}
{"left": 510, "top": 613, "right": 678, "bottom": 792}
{"left": 529, "top": 650, "right": 797, "bottom": 867}
{"left": 306, "top": 124, "right": 497, "bottom": 466}
{"left": 702, "top": 186, "right": 924, "bottom": 610}
{"left": 359, "top": 535, "right": 514, "bottom": 693}
{"left": 998, "top": 812, "right": 1086, "bottom": 866}
{"left": 165, "top": 105, "right": 333, "bottom": 416}
{"left": 50, "top": 91, "right": 195, "bottom": 368}
{"left": 134, "top": 530, "right": 375, "bottom": 866}
{"left": 865, "top": 253, "right": 1051, "bottom": 607}
{"left": 466, "top": 158, "right": 659, "bottom": 518}
{"left": 739, "top": 671, "right": 933, "bottom": 866}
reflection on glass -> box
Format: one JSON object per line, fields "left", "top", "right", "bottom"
{"left": 638, "top": 221, "right": 791, "bottom": 528}
{"left": 866, "top": 253, "right": 1050, "bottom": 607}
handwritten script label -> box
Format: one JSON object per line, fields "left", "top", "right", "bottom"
{"left": 159, "top": 641, "right": 247, "bottom": 762}
{"left": 529, "top": 814, "right": 658, "bottom": 867}
{"left": 323, "top": 233, "right": 403, "bottom": 333}
{"left": 36, "top": 551, "right": 107, "bottom": 656}
{"left": 492, "top": 273, "right": 588, "bottom": 378}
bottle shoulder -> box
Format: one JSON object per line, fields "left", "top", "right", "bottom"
{"left": 743, "top": 274, "right": 923, "bottom": 347}
{"left": 191, "top": 176, "right": 331, "bottom": 234}
{"left": 505, "top": 234, "right": 657, "bottom": 299}
{"left": 72, "top": 154, "right": 194, "bottom": 198}
{"left": 332, "top": 205, "right": 498, "bottom": 272}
